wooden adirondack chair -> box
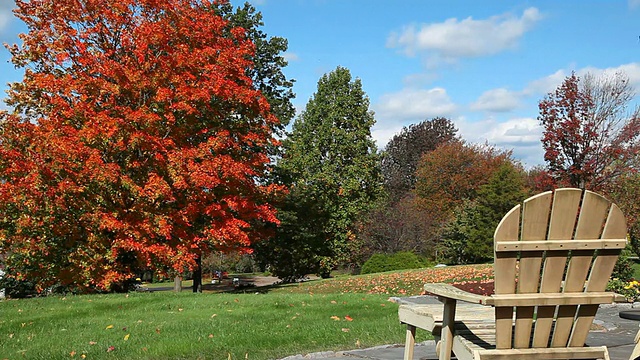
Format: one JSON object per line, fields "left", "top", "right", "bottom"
{"left": 421, "top": 188, "right": 628, "bottom": 360}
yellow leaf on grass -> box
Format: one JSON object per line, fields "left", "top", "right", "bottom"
{"left": 341, "top": 328, "right": 350, "bottom": 332}
{"left": 124, "top": 334, "right": 130, "bottom": 341}
{"left": 330, "top": 316, "right": 340, "bottom": 321}
{"left": 105, "top": 325, "right": 114, "bottom": 330}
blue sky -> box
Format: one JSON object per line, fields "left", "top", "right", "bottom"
{"left": 1, "top": 1, "right": 639, "bottom": 166}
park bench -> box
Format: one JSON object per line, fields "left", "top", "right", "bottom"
{"left": 400, "top": 188, "right": 629, "bottom": 360}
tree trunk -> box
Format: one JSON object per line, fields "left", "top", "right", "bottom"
{"left": 174, "top": 275, "right": 182, "bottom": 292}
{"left": 192, "top": 255, "right": 202, "bottom": 293}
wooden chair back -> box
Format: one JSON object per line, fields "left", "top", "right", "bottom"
{"left": 493, "top": 188, "right": 627, "bottom": 349}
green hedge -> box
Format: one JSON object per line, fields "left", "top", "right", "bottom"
{"left": 360, "top": 252, "right": 426, "bottom": 274}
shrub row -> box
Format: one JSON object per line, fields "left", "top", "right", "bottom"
{"left": 360, "top": 251, "right": 427, "bottom": 274}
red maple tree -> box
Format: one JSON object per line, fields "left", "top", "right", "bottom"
{"left": 538, "top": 72, "right": 640, "bottom": 190}
{"left": 0, "top": 0, "right": 282, "bottom": 291}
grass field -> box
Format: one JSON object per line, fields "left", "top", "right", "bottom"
{"left": 0, "top": 292, "right": 417, "bottom": 360}
{"left": 0, "top": 265, "right": 495, "bottom": 360}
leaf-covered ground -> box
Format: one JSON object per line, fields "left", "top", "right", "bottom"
{"left": 273, "top": 264, "right": 494, "bottom": 296}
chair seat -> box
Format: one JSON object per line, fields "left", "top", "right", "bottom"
{"left": 453, "top": 330, "right": 609, "bottom": 360}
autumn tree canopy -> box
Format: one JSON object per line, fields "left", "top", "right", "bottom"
{"left": 415, "top": 140, "right": 512, "bottom": 222}
{"left": 0, "top": 0, "right": 284, "bottom": 291}
{"left": 381, "top": 117, "right": 457, "bottom": 203}
{"left": 538, "top": 72, "right": 640, "bottom": 190}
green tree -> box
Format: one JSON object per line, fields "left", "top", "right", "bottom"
{"left": 608, "top": 173, "right": 640, "bottom": 256}
{"left": 261, "top": 67, "right": 382, "bottom": 278}
{"left": 217, "top": 2, "right": 295, "bottom": 132}
{"left": 440, "top": 162, "right": 528, "bottom": 264}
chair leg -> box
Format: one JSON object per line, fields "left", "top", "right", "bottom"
{"left": 404, "top": 324, "right": 416, "bottom": 360}
{"left": 439, "top": 299, "right": 456, "bottom": 360}
{"left": 630, "top": 326, "right": 640, "bottom": 360}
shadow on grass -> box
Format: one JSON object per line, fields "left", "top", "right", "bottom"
{"left": 145, "top": 274, "right": 322, "bottom": 295}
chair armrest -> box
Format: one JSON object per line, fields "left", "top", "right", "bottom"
{"left": 424, "top": 283, "right": 492, "bottom": 305}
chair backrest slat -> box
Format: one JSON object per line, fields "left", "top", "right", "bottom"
{"left": 514, "top": 192, "right": 552, "bottom": 348}
{"left": 533, "top": 189, "right": 581, "bottom": 348}
{"left": 493, "top": 205, "right": 520, "bottom": 349}
{"left": 493, "top": 188, "right": 627, "bottom": 351}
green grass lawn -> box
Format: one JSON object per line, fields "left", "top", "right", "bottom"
{"left": 0, "top": 291, "right": 423, "bottom": 360}
{"left": 0, "top": 265, "right": 495, "bottom": 360}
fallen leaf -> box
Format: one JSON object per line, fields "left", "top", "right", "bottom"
{"left": 81, "top": 355, "right": 86, "bottom": 359}
{"left": 330, "top": 300, "right": 337, "bottom": 304}
{"left": 89, "top": 341, "right": 97, "bottom": 345}
{"left": 356, "top": 339, "right": 361, "bottom": 348}
{"left": 106, "top": 346, "right": 115, "bottom": 352}
{"left": 70, "top": 350, "right": 76, "bottom": 357}
{"left": 234, "top": 299, "right": 239, "bottom": 303}
{"left": 210, "top": 314, "right": 217, "bottom": 318}
{"left": 341, "top": 328, "right": 350, "bottom": 332}
{"left": 155, "top": 328, "right": 161, "bottom": 334}
{"left": 178, "top": 308, "right": 183, "bottom": 312}
{"left": 122, "top": 327, "right": 127, "bottom": 331}
{"left": 124, "top": 334, "right": 130, "bottom": 341}
{"left": 9, "top": 333, "right": 14, "bottom": 339}
{"left": 105, "top": 325, "right": 114, "bottom": 330}
{"left": 330, "top": 316, "right": 340, "bottom": 321}
{"left": 208, "top": 334, "right": 214, "bottom": 338}
{"left": 345, "top": 315, "right": 353, "bottom": 321}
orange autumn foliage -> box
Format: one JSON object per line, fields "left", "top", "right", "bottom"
{"left": 0, "top": 0, "right": 282, "bottom": 291}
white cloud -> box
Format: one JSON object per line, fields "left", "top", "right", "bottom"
{"left": 371, "top": 126, "right": 403, "bottom": 149}
{"left": 524, "top": 62, "right": 640, "bottom": 96}
{"left": 524, "top": 69, "right": 567, "bottom": 95}
{"left": 0, "top": 1, "right": 15, "bottom": 33}
{"left": 578, "top": 63, "right": 640, "bottom": 89}
{"left": 371, "top": 87, "right": 457, "bottom": 148}
{"left": 470, "top": 88, "right": 521, "bottom": 112}
{"left": 282, "top": 52, "right": 299, "bottom": 62}
{"left": 485, "top": 117, "right": 542, "bottom": 147}
{"left": 387, "top": 7, "right": 542, "bottom": 62}
{"left": 374, "top": 87, "right": 457, "bottom": 122}
{"left": 457, "top": 117, "right": 544, "bottom": 167}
